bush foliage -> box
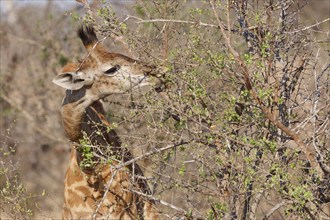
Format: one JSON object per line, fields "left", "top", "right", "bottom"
{"left": 1, "top": 0, "right": 329, "bottom": 219}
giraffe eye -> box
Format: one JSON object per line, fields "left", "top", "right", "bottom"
{"left": 104, "top": 65, "right": 120, "bottom": 76}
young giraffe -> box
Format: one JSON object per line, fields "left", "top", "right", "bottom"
{"left": 53, "top": 26, "right": 159, "bottom": 219}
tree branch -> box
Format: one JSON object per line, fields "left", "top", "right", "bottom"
{"left": 76, "top": 0, "right": 94, "bottom": 22}
{"left": 126, "top": 188, "right": 203, "bottom": 219}
{"left": 209, "top": 0, "right": 324, "bottom": 178}
{"left": 263, "top": 200, "right": 290, "bottom": 220}
{"left": 114, "top": 140, "right": 190, "bottom": 170}
{"left": 287, "top": 18, "right": 330, "bottom": 34}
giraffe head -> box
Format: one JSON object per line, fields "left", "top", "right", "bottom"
{"left": 53, "top": 26, "right": 157, "bottom": 99}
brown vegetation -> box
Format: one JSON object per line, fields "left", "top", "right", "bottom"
{"left": 0, "top": 0, "right": 329, "bottom": 219}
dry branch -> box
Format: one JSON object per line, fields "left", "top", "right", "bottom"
{"left": 287, "top": 17, "right": 330, "bottom": 34}
{"left": 210, "top": 0, "right": 324, "bottom": 178}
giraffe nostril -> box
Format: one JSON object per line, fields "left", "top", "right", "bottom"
{"left": 73, "top": 78, "right": 85, "bottom": 83}
{"left": 41, "top": 144, "right": 50, "bottom": 152}
{"left": 154, "top": 80, "right": 166, "bottom": 93}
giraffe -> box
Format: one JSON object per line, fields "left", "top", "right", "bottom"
{"left": 53, "top": 26, "right": 159, "bottom": 219}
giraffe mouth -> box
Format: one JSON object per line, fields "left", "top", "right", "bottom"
{"left": 126, "top": 75, "right": 150, "bottom": 91}
{"left": 136, "top": 75, "right": 149, "bottom": 87}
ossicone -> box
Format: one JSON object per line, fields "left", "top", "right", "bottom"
{"left": 77, "top": 25, "right": 98, "bottom": 47}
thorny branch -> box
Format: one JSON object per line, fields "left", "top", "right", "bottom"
{"left": 75, "top": 0, "right": 135, "bottom": 57}
{"left": 249, "top": 190, "right": 264, "bottom": 220}
{"left": 92, "top": 169, "right": 118, "bottom": 220}
{"left": 74, "top": 1, "right": 329, "bottom": 219}
{"left": 90, "top": 141, "right": 191, "bottom": 219}
{"left": 113, "top": 141, "right": 190, "bottom": 171}
{"left": 125, "top": 15, "right": 219, "bottom": 28}
{"left": 311, "top": 51, "right": 330, "bottom": 173}
{"left": 209, "top": 0, "right": 324, "bottom": 178}
{"left": 89, "top": 141, "right": 191, "bottom": 172}
{"left": 287, "top": 17, "right": 330, "bottom": 34}
{"left": 123, "top": 15, "right": 258, "bottom": 32}
{"left": 128, "top": 189, "right": 204, "bottom": 219}
{"left": 76, "top": 0, "right": 94, "bottom": 21}
{"left": 262, "top": 200, "right": 290, "bottom": 220}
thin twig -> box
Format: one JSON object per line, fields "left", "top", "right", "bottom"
{"left": 311, "top": 50, "right": 330, "bottom": 174}
{"left": 91, "top": 141, "right": 190, "bottom": 219}
{"left": 76, "top": 0, "right": 94, "bottom": 21}
{"left": 263, "top": 200, "right": 289, "bottom": 220}
{"left": 287, "top": 18, "right": 330, "bottom": 34}
{"left": 249, "top": 190, "right": 264, "bottom": 220}
{"left": 128, "top": 189, "right": 203, "bottom": 219}
{"left": 124, "top": 15, "right": 257, "bottom": 32}
{"left": 92, "top": 169, "right": 118, "bottom": 220}
{"left": 114, "top": 141, "right": 190, "bottom": 170}
{"left": 75, "top": 35, "right": 107, "bottom": 72}
{"left": 126, "top": 15, "right": 218, "bottom": 28}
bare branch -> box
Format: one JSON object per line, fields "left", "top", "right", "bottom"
{"left": 210, "top": 0, "right": 324, "bottom": 178}
{"left": 92, "top": 169, "right": 118, "bottom": 220}
{"left": 287, "top": 18, "right": 330, "bottom": 34}
{"left": 263, "top": 200, "right": 290, "bottom": 220}
{"left": 76, "top": 0, "right": 94, "bottom": 22}
{"left": 124, "top": 15, "right": 257, "bottom": 32}
{"left": 128, "top": 189, "right": 204, "bottom": 219}
{"left": 114, "top": 141, "right": 190, "bottom": 170}
{"left": 249, "top": 191, "right": 264, "bottom": 220}
{"left": 125, "top": 15, "right": 219, "bottom": 28}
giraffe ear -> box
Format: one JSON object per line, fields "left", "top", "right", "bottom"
{"left": 52, "top": 72, "right": 85, "bottom": 90}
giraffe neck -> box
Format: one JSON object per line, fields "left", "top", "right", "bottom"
{"left": 61, "top": 92, "right": 151, "bottom": 194}
{"left": 61, "top": 94, "right": 158, "bottom": 219}
{"left": 61, "top": 92, "right": 121, "bottom": 164}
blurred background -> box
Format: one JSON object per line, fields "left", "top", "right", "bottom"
{"left": 0, "top": 1, "right": 141, "bottom": 218}
{"left": 0, "top": 0, "right": 329, "bottom": 219}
